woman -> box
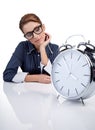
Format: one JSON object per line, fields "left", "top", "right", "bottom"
{"left": 3, "top": 13, "right": 59, "bottom": 83}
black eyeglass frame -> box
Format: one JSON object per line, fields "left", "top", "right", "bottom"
{"left": 24, "top": 24, "right": 43, "bottom": 39}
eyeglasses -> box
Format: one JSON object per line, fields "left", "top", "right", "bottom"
{"left": 24, "top": 24, "right": 43, "bottom": 39}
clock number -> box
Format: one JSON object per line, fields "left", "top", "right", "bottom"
{"left": 63, "top": 56, "right": 66, "bottom": 61}
{"left": 60, "top": 86, "right": 64, "bottom": 91}
{"left": 77, "top": 55, "right": 81, "bottom": 61}
{"left": 82, "top": 63, "right": 88, "bottom": 67}
{"left": 56, "top": 80, "right": 60, "bottom": 82}
{"left": 54, "top": 72, "right": 59, "bottom": 74}
{"left": 84, "top": 74, "right": 90, "bottom": 76}
{"left": 57, "top": 63, "right": 61, "bottom": 67}
{"left": 71, "top": 52, "right": 73, "bottom": 59}
{"left": 81, "top": 83, "right": 86, "bottom": 88}
{"left": 75, "top": 88, "right": 78, "bottom": 95}
{"left": 68, "top": 89, "right": 70, "bottom": 96}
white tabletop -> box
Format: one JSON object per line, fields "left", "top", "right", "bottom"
{"left": 0, "top": 81, "right": 95, "bottom": 130}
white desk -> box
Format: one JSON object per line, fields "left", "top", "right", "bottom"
{"left": 0, "top": 81, "right": 95, "bottom": 130}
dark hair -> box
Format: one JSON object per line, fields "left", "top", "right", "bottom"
{"left": 19, "top": 13, "right": 42, "bottom": 32}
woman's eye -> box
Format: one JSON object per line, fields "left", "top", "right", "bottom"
{"left": 35, "top": 27, "right": 40, "bottom": 32}
{"left": 27, "top": 32, "right": 33, "bottom": 37}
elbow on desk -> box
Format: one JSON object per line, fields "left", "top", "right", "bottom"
{"left": 3, "top": 72, "right": 14, "bottom": 82}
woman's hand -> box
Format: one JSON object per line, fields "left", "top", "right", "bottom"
{"left": 39, "top": 33, "right": 51, "bottom": 66}
{"left": 40, "top": 33, "right": 51, "bottom": 49}
{"left": 38, "top": 74, "right": 51, "bottom": 84}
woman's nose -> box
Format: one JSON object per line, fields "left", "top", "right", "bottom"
{"left": 33, "top": 33, "right": 39, "bottom": 38}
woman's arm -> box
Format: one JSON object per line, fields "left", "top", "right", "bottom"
{"left": 24, "top": 74, "right": 51, "bottom": 84}
{"left": 3, "top": 43, "right": 24, "bottom": 82}
{"left": 39, "top": 33, "right": 51, "bottom": 66}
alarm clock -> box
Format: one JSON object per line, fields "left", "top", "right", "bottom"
{"left": 51, "top": 39, "right": 95, "bottom": 102}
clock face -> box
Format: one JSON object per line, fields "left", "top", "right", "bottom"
{"left": 52, "top": 49, "right": 91, "bottom": 99}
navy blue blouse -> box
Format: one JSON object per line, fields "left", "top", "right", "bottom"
{"left": 3, "top": 41, "right": 59, "bottom": 82}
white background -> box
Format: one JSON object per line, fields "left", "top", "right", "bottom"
{"left": 0, "top": 0, "right": 95, "bottom": 81}
{"left": 1, "top": 1, "right": 95, "bottom": 130}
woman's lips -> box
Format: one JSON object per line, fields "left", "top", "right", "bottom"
{"left": 35, "top": 39, "right": 41, "bottom": 42}
{"left": 35, "top": 37, "right": 42, "bottom": 43}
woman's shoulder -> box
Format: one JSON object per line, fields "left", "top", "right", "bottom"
{"left": 46, "top": 43, "right": 59, "bottom": 55}
{"left": 17, "top": 40, "right": 31, "bottom": 47}
{"left": 49, "top": 42, "right": 59, "bottom": 50}
{"left": 13, "top": 41, "right": 34, "bottom": 55}
{"left": 16, "top": 40, "right": 34, "bottom": 50}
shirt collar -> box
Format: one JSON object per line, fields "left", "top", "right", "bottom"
{"left": 27, "top": 41, "right": 36, "bottom": 55}
{"left": 27, "top": 41, "right": 53, "bottom": 55}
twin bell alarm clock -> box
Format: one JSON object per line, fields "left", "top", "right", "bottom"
{"left": 51, "top": 35, "right": 95, "bottom": 103}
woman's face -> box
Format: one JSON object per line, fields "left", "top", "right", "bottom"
{"left": 22, "top": 21, "right": 46, "bottom": 49}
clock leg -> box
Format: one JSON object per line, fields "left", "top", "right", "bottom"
{"left": 57, "top": 94, "right": 65, "bottom": 104}
{"left": 80, "top": 97, "right": 85, "bottom": 105}
{"left": 57, "top": 94, "right": 60, "bottom": 100}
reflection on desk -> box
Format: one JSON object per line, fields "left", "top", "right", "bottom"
{"left": 1, "top": 82, "right": 95, "bottom": 130}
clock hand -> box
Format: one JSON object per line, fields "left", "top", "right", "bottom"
{"left": 62, "top": 58, "right": 79, "bottom": 81}
{"left": 63, "top": 56, "right": 71, "bottom": 74}
{"left": 70, "top": 73, "right": 78, "bottom": 80}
